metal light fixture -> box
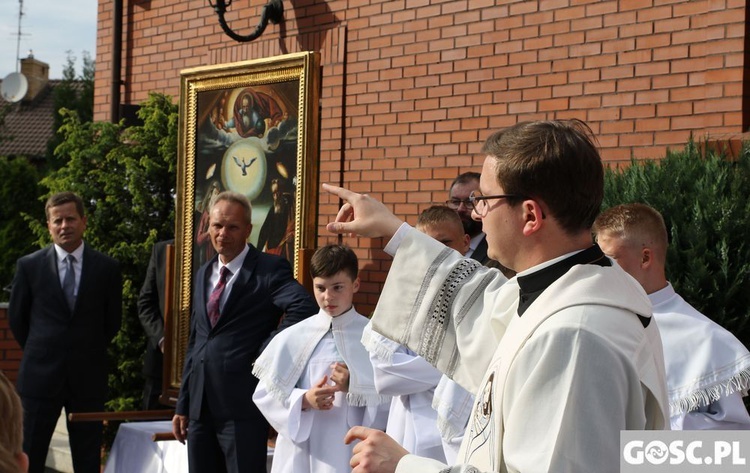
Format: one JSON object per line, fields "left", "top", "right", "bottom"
{"left": 208, "top": 0, "right": 284, "bottom": 43}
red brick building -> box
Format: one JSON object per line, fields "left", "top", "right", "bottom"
{"left": 94, "top": 0, "right": 748, "bottom": 310}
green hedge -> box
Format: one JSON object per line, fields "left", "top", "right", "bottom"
{"left": 602, "top": 141, "right": 750, "bottom": 349}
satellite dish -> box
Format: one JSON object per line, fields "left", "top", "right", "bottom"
{"left": 1, "top": 72, "right": 29, "bottom": 103}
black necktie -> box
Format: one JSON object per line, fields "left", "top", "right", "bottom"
{"left": 62, "top": 254, "right": 76, "bottom": 311}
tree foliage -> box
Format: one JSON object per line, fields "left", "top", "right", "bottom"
{"left": 37, "top": 93, "right": 179, "bottom": 413}
{"left": 602, "top": 142, "right": 750, "bottom": 349}
{"left": 46, "top": 51, "right": 96, "bottom": 166}
{"left": 0, "top": 157, "right": 43, "bottom": 298}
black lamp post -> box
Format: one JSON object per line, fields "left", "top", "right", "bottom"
{"left": 208, "top": 0, "right": 284, "bottom": 43}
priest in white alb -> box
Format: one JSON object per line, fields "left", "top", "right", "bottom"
{"left": 324, "top": 119, "right": 670, "bottom": 473}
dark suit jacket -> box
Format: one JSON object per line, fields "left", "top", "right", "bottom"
{"left": 176, "top": 244, "right": 317, "bottom": 421}
{"left": 9, "top": 244, "right": 123, "bottom": 400}
{"left": 471, "top": 235, "right": 491, "bottom": 266}
{"left": 137, "top": 239, "right": 173, "bottom": 379}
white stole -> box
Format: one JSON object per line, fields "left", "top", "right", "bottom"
{"left": 651, "top": 283, "right": 750, "bottom": 416}
{"left": 458, "top": 265, "right": 665, "bottom": 470}
{"left": 253, "top": 308, "right": 387, "bottom": 407}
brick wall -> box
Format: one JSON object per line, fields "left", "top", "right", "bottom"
{"left": 94, "top": 0, "right": 748, "bottom": 313}
{"left": 0, "top": 304, "right": 22, "bottom": 384}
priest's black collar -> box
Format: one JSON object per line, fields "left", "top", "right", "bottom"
{"left": 516, "top": 244, "right": 611, "bottom": 317}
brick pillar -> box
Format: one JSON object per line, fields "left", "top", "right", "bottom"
{"left": 0, "top": 303, "right": 22, "bottom": 385}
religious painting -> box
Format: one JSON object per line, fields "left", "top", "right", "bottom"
{"left": 163, "top": 52, "right": 321, "bottom": 402}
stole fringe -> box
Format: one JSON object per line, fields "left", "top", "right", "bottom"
{"left": 670, "top": 368, "right": 750, "bottom": 416}
{"left": 435, "top": 415, "right": 464, "bottom": 442}
{"left": 252, "top": 363, "right": 295, "bottom": 405}
{"left": 346, "top": 391, "right": 391, "bottom": 408}
{"left": 254, "top": 360, "right": 390, "bottom": 407}
{"left": 361, "top": 326, "right": 399, "bottom": 363}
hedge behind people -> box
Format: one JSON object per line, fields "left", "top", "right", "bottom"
{"left": 602, "top": 141, "right": 750, "bottom": 350}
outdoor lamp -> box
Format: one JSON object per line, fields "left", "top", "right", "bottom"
{"left": 208, "top": 0, "right": 284, "bottom": 42}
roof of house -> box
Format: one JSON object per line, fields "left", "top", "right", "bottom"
{"left": 0, "top": 79, "right": 63, "bottom": 159}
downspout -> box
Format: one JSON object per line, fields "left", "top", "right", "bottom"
{"left": 111, "top": 0, "right": 123, "bottom": 123}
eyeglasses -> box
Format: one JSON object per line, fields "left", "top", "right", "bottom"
{"left": 468, "top": 190, "right": 526, "bottom": 217}
{"left": 445, "top": 198, "right": 472, "bottom": 210}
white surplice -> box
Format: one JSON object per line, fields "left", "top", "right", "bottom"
{"left": 370, "top": 227, "right": 669, "bottom": 473}
{"left": 433, "top": 375, "right": 474, "bottom": 464}
{"left": 363, "top": 324, "right": 445, "bottom": 461}
{"left": 650, "top": 283, "right": 750, "bottom": 430}
{"left": 253, "top": 308, "right": 388, "bottom": 473}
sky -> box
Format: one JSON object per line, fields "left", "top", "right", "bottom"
{"left": 0, "top": 0, "right": 97, "bottom": 81}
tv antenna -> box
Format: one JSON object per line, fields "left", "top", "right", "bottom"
{"left": 14, "top": 0, "right": 29, "bottom": 73}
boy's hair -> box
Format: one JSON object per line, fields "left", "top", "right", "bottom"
{"left": 212, "top": 191, "right": 253, "bottom": 224}
{"left": 593, "top": 203, "right": 669, "bottom": 264}
{"left": 481, "top": 119, "right": 603, "bottom": 234}
{"left": 45, "top": 191, "right": 85, "bottom": 219}
{"left": 417, "top": 205, "right": 464, "bottom": 231}
{"left": 0, "top": 371, "right": 23, "bottom": 473}
{"left": 310, "top": 244, "right": 359, "bottom": 281}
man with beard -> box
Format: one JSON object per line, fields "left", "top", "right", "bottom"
{"left": 257, "top": 179, "right": 295, "bottom": 261}
{"left": 447, "top": 173, "right": 514, "bottom": 278}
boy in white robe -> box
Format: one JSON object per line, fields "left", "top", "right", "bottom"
{"left": 413, "top": 207, "right": 511, "bottom": 464}
{"left": 364, "top": 328, "right": 445, "bottom": 461}
{"left": 323, "top": 119, "right": 670, "bottom": 473}
{"left": 416, "top": 205, "right": 487, "bottom": 463}
{"left": 594, "top": 203, "right": 750, "bottom": 430}
{"left": 362, "top": 205, "right": 477, "bottom": 462}
{"left": 253, "top": 245, "right": 389, "bottom": 473}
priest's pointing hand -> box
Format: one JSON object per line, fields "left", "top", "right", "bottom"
{"left": 345, "top": 426, "right": 408, "bottom": 473}
{"left": 322, "top": 184, "right": 403, "bottom": 239}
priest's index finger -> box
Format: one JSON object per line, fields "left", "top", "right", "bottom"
{"left": 322, "top": 183, "right": 357, "bottom": 202}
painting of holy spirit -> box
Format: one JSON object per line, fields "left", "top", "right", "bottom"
{"left": 164, "top": 52, "right": 320, "bottom": 398}
{"left": 193, "top": 82, "right": 300, "bottom": 267}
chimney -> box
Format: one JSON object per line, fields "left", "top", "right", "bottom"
{"left": 20, "top": 54, "right": 50, "bottom": 102}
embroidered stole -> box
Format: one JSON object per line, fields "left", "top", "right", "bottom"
{"left": 253, "top": 308, "right": 387, "bottom": 407}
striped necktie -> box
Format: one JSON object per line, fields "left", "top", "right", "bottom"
{"left": 207, "top": 266, "right": 231, "bottom": 327}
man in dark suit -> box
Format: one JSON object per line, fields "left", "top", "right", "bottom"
{"left": 137, "top": 238, "right": 174, "bottom": 410}
{"left": 9, "top": 191, "right": 123, "bottom": 473}
{"left": 447, "top": 172, "right": 515, "bottom": 277}
{"left": 172, "top": 191, "right": 317, "bottom": 473}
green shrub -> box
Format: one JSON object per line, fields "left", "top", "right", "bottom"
{"left": 0, "top": 156, "right": 43, "bottom": 300}
{"left": 602, "top": 141, "right": 750, "bottom": 349}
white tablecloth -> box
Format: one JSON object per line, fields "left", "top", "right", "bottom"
{"left": 104, "top": 421, "right": 187, "bottom": 473}
{"left": 104, "top": 421, "right": 274, "bottom": 472}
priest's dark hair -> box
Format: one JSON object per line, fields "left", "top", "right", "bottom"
{"left": 482, "top": 119, "right": 603, "bottom": 234}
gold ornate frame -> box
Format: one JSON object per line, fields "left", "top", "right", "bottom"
{"left": 162, "top": 52, "right": 321, "bottom": 403}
